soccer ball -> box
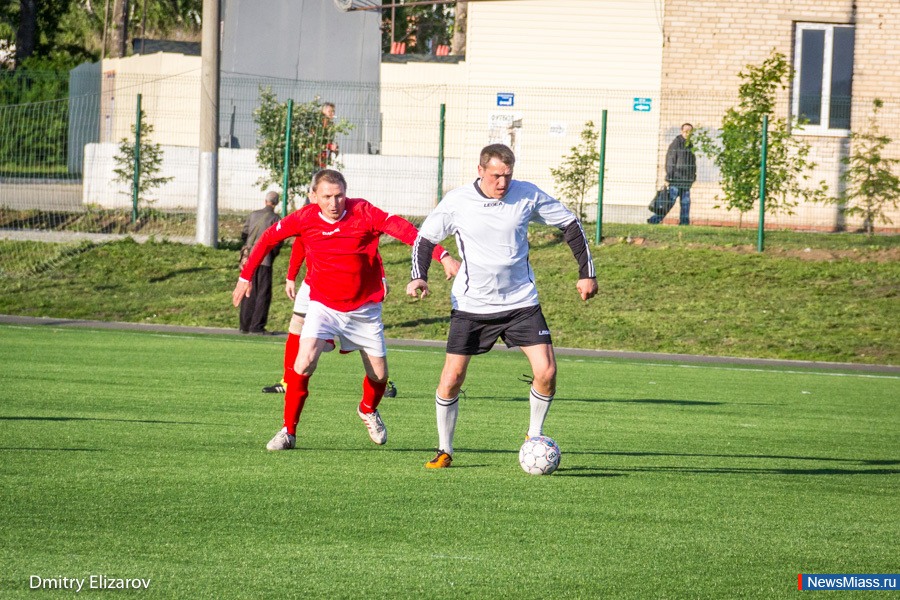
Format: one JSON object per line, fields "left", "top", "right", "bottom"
{"left": 518, "top": 436, "right": 561, "bottom": 475}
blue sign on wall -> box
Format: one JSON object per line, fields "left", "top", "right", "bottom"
{"left": 633, "top": 97, "right": 652, "bottom": 112}
{"left": 497, "top": 93, "right": 515, "bottom": 107}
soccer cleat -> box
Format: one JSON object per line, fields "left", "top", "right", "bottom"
{"left": 266, "top": 426, "right": 295, "bottom": 451}
{"left": 262, "top": 379, "right": 286, "bottom": 394}
{"left": 357, "top": 407, "right": 387, "bottom": 445}
{"left": 384, "top": 380, "right": 397, "bottom": 398}
{"left": 426, "top": 450, "right": 452, "bottom": 468}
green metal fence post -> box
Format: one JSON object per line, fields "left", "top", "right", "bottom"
{"left": 758, "top": 114, "right": 768, "bottom": 252}
{"left": 282, "top": 98, "right": 293, "bottom": 215}
{"left": 132, "top": 94, "right": 142, "bottom": 224}
{"left": 437, "top": 103, "right": 446, "bottom": 204}
{"left": 595, "top": 109, "right": 608, "bottom": 244}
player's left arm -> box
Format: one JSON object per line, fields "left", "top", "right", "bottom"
{"left": 376, "top": 210, "right": 459, "bottom": 278}
{"left": 533, "top": 188, "right": 598, "bottom": 301}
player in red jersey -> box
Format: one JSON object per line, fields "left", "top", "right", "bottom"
{"left": 261, "top": 237, "right": 396, "bottom": 397}
{"left": 233, "top": 169, "right": 459, "bottom": 450}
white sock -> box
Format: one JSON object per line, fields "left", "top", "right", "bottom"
{"left": 528, "top": 387, "right": 554, "bottom": 438}
{"left": 435, "top": 392, "right": 459, "bottom": 455}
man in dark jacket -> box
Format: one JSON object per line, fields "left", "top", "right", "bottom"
{"left": 240, "top": 191, "right": 284, "bottom": 333}
{"left": 650, "top": 123, "right": 696, "bottom": 225}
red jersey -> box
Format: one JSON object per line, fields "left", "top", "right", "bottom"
{"left": 286, "top": 234, "right": 393, "bottom": 283}
{"left": 242, "top": 198, "right": 447, "bottom": 312}
{"left": 286, "top": 237, "right": 306, "bottom": 282}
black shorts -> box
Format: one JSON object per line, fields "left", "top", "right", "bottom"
{"left": 446, "top": 305, "right": 552, "bottom": 356}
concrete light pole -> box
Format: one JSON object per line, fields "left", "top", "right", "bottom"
{"left": 197, "top": 0, "right": 220, "bottom": 247}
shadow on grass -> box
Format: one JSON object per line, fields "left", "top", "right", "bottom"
{"left": 386, "top": 316, "right": 451, "bottom": 328}
{"left": 601, "top": 465, "right": 900, "bottom": 476}
{"left": 0, "top": 447, "right": 101, "bottom": 452}
{"left": 148, "top": 266, "right": 213, "bottom": 283}
{"left": 553, "top": 468, "right": 627, "bottom": 478}
{"left": 258, "top": 446, "right": 900, "bottom": 477}
{"left": 493, "top": 397, "right": 725, "bottom": 406}
{"left": 295, "top": 446, "right": 898, "bottom": 469}
{"left": 0, "top": 416, "right": 224, "bottom": 426}
{"left": 586, "top": 450, "right": 899, "bottom": 466}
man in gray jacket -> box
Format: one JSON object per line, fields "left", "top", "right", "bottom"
{"left": 240, "top": 191, "right": 284, "bottom": 334}
{"left": 649, "top": 123, "right": 696, "bottom": 225}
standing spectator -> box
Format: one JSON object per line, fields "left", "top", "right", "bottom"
{"left": 317, "top": 102, "right": 339, "bottom": 168}
{"left": 239, "top": 191, "right": 283, "bottom": 334}
{"left": 649, "top": 123, "right": 696, "bottom": 225}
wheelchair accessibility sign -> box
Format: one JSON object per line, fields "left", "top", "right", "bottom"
{"left": 497, "top": 93, "right": 515, "bottom": 107}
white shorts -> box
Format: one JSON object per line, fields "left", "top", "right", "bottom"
{"left": 293, "top": 280, "right": 312, "bottom": 315}
{"left": 294, "top": 278, "right": 387, "bottom": 316}
{"left": 300, "top": 300, "right": 387, "bottom": 357}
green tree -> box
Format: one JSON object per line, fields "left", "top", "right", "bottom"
{"left": 0, "top": 1, "right": 203, "bottom": 69}
{"left": 253, "top": 88, "right": 354, "bottom": 209}
{"left": 693, "top": 51, "right": 828, "bottom": 227}
{"left": 382, "top": 1, "right": 453, "bottom": 54}
{"left": 112, "top": 109, "right": 172, "bottom": 211}
{"left": 835, "top": 99, "right": 900, "bottom": 237}
{"left": 550, "top": 121, "right": 601, "bottom": 222}
{"left": 0, "top": 65, "right": 70, "bottom": 173}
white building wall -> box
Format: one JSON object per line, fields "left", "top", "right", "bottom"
{"left": 465, "top": 0, "right": 664, "bottom": 91}
{"left": 99, "top": 53, "right": 201, "bottom": 148}
{"left": 382, "top": 0, "right": 666, "bottom": 218}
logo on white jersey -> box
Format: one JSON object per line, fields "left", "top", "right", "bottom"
{"left": 483, "top": 201, "right": 503, "bottom": 207}
{"left": 322, "top": 228, "right": 341, "bottom": 236}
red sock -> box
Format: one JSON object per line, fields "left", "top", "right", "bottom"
{"left": 283, "top": 368, "right": 310, "bottom": 435}
{"left": 283, "top": 333, "right": 300, "bottom": 374}
{"left": 359, "top": 375, "right": 387, "bottom": 414}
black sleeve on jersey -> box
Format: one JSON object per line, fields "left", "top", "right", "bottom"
{"left": 411, "top": 235, "right": 436, "bottom": 281}
{"left": 561, "top": 220, "right": 596, "bottom": 280}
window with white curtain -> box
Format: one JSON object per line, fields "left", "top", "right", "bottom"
{"left": 792, "top": 23, "right": 855, "bottom": 135}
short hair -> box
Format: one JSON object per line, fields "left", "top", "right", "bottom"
{"left": 479, "top": 144, "right": 516, "bottom": 169}
{"left": 681, "top": 123, "right": 694, "bottom": 130}
{"left": 311, "top": 169, "right": 347, "bottom": 192}
{"left": 265, "top": 191, "right": 279, "bottom": 205}
{"left": 322, "top": 102, "right": 336, "bottom": 110}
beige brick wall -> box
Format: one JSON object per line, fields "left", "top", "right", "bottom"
{"left": 661, "top": 0, "right": 900, "bottom": 231}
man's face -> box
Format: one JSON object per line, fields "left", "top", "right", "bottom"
{"left": 322, "top": 105, "right": 335, "bottom": 121}
{"left": 309, "top": 181, "right": 346, "bottom": 221}
{"left": 681, "top": 125, "right": 693, "bottom": 139}
{"left": 477, "top": 158, "right": 513, "bottom": 199}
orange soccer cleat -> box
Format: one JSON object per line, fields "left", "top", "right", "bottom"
{"left": 425, "top": 450, "right": 453, "bottom": 468}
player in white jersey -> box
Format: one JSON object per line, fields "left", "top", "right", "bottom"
{"left": 408, "top": 144, "right": 598, "bottom": 468}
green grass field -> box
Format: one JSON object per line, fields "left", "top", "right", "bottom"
{"left": 1, "top": 324, "right": 897, "bottom": 599}
{"left": 2, "top": 232, "right": 899, "bottom": 364}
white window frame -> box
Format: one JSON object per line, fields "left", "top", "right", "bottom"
{"left": 791, "top": 22, "right": 853, "bottom": 137}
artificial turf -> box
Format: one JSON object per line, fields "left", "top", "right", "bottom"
{"left": 1, "top": 324, "right": 897, "bottom": 598}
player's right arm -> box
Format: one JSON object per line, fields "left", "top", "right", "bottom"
{"left": 232, "top": 212, "right": 303, "bottom": 307}
{"left": 409, "top": 204, "right": 455, "bottom": 296}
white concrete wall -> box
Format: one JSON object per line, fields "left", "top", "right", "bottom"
{"left": 82, "top": 143, "right": 457, "bottom": 217}
{"left": 379, "top": 0, "right": 666, "bottom": 215}
{"left": 465, "top": 0, "right": 664, "bottom": 91}
{"left": 99, "top": 53, "right": 201, "bottom": 148}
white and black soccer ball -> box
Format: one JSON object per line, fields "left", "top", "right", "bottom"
{"left": 518, "top": 436, "right": 561, "bottom": 475}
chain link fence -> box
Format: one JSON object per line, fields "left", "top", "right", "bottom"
{"left": 2, "top": 68, "right": 899, "bottom": 278}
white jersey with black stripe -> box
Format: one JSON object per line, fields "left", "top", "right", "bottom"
{"left": 416, "top": 179, "right": 585, "bottom": 314}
